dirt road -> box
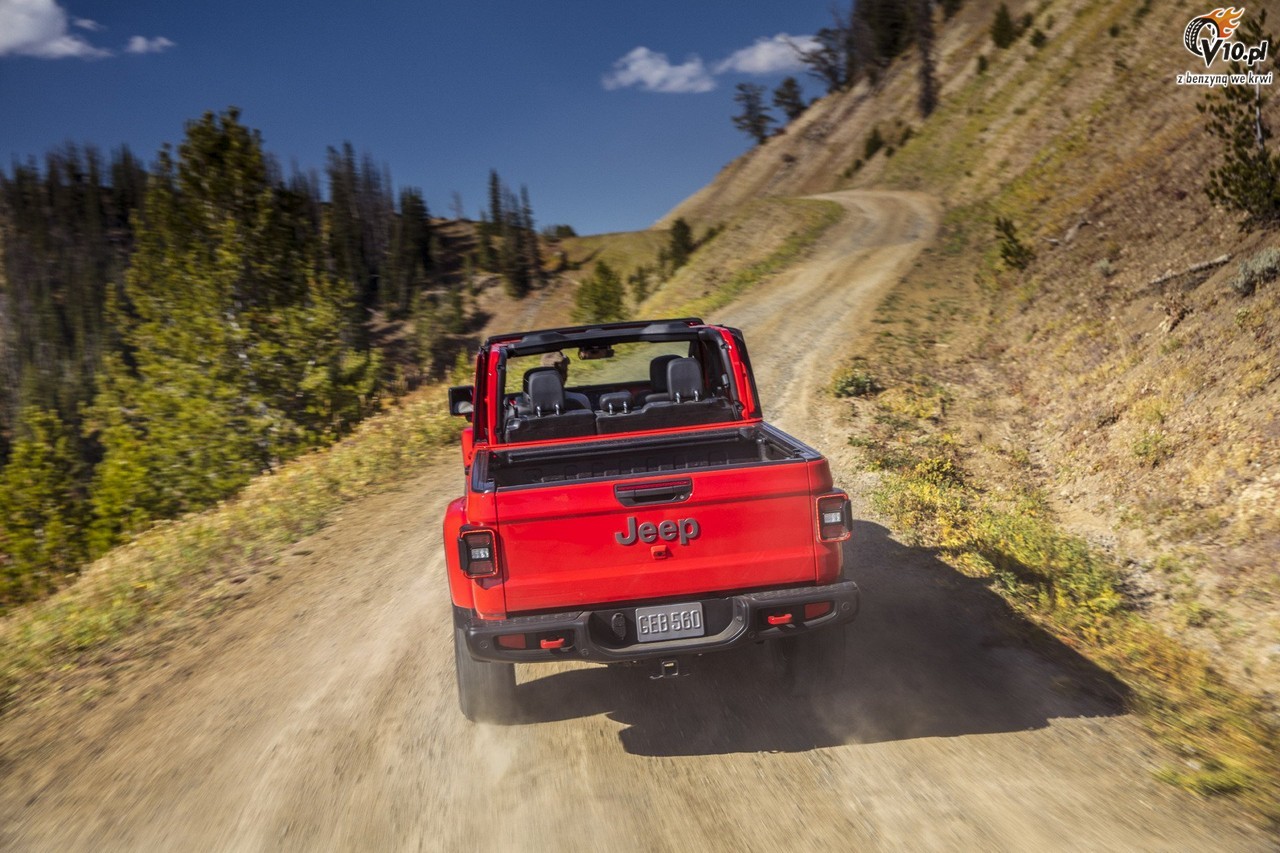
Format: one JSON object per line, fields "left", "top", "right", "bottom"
{"left": 1, "top": 191, "right": 1270, "bottom": 851}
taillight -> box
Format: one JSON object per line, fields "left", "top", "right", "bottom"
{"left": 817, "top": 494, "right": 852, "bottom": 542}
{"left": 459, "top": 529, "right": 498, "bottom": 577}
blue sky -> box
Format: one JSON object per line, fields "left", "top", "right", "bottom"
{"left": 0, "top": 0, "right": 830, "bottom": 234}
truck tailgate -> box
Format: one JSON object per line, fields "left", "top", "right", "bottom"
{"left": 495, "top": 461, "right": 817, "bottom": 612}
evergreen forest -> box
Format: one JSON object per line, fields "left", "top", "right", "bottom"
{"left": 0, "top": 108, "right": 545, "bottom": 609}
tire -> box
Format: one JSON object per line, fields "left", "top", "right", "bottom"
{"left": 453, "top": 626, "right": 517, "bottom": 723}
{"left": 1184, "top": 18, "right": 1214, "bottom": 56}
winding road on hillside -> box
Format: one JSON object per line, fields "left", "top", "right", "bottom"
{"left": 1, "top": 191, "right": 1270, "bottom": 851}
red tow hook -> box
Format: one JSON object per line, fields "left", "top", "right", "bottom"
{"left": 766, "top": 613, "right": 793, "bottom": 626}
{"left": 540, "top": 637, "right": 567, "bottom": 650}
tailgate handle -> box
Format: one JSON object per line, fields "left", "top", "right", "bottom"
{"left": 614, "top": 479, "right": 692, "bottom": 506}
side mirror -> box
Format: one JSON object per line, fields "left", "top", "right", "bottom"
{"left": 448, "top": 385, "right": 475, "bottom": 418}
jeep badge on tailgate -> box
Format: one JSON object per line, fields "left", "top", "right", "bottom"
{"left": 615, "top": 516, "right": 701, "bottom": 546}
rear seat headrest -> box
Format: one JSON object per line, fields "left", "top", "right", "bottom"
{"left": 598, "top": 391, "right": 632, "bottom": 414}
{"left": 667, "top": 357, "right": 703, "bottom": 403}
{"left": 523, "top": 365, "right": 560, "bottom": 394}
{"left": 526, "top": 368, "right": 565, "bottom": 416}
{"left": 649, "top": 354, "right": 680, "bottom": 392}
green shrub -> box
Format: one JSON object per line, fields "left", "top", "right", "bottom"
{"left": 995, "top": 216, "right": 1035, "bottom": 270}
{"left": 991, "top": 3, "right": 1017, "bottom": 48}
{"left": 1230, "top": 246, "right": 1280, "bottom": 296}
{"left": 1133, "top": 430, "right": 1170, "bottom": 467}
{"left": 913, "top": 455, "right": 964, "bottom": 487}
{"left": 834, "top": 367, "right": 883, "bottom": 398}
{"left": 864, "top": 127, "right": 886, "bottom": 160}
{"left": 841, "top": 158, "right": 865, "bottom": 179}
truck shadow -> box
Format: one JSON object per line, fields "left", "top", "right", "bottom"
{"left": 516, "top": 521, "right": 1130, "bottom": 757}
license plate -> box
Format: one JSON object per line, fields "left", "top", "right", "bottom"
{"left": 635, "top": 602, "right": 704, "bottom": 642}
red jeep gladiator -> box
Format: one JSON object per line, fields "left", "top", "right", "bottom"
{"left": 444, "top": 318, "right": 858, "bottom": 721}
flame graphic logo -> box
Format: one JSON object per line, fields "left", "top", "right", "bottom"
{"left": 1185, "top": 7, "right": 1246, "bottom": 55}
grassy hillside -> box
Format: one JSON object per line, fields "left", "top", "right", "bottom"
{"left": 468, "top": 199, "right": 842, "bottom": 339}
{"left": 850, "top": 0, "right": 1280, "bottom": 703}
{"left": 652, "top": 0, "right": 1280, "bottom": 818}
{"left": 640, "top": 198, "right": 842, "bottom": 318}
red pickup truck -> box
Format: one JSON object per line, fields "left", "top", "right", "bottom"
{"left": 444, "top": 318, "right": 858, "bottom": 721}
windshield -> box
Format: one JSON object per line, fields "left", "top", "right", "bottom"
{"left": 503, "top": 341, "right": 691, "bottom": 395}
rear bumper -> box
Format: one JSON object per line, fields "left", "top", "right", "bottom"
{"left": 459, "top": 579, "right": 859, "bottom": 664}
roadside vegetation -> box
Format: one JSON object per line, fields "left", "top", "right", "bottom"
{"left": 837, "top": 352, "right": 1280, "bottom": 816}
{"left": 642, "top": 198, "right": 842, "bottom": 318}
{"left": 0, "top": 109, "right": 547, "bottom": 614}
{"left": 0, "top": 387, "right": 459, "bottom": 716}
{"left": 741, "top": 0, "right": 1280, "bottom": 822}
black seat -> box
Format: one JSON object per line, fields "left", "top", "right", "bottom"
{"left": 644, "top": 357, "right": 704, "bottom": 406}
{"left": 504, "top": 369, "right": 596, "bottom": 441}
{"left": 514, "top": 366, "right": 588, "bottom": 412}
{"left": 667, "top": 357, "right": 703, "bottom": 403}
{"left": 636, "top": 354, "right": 681, "bottom": 406}
{"left": 597, "top": 391, "right": 633, "bottom": 414}
{"left": 598, "top": 358, "right": 734, "bottom": 434}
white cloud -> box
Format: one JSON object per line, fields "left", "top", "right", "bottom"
{"left": 714, "top": 33, "right": 818, "bottom": 75}
{"left": 603, "top": 33, "right": 823, "bottom": 95}
{"left": 72, "top": 16, "right": 99, "bottom": 31}
{"left": 0, "top": 0, "right": 111, "bottom": 58}
{"left": 125, "top": 35, "right": 174, "bottom": 54}
{"left": 602, "top": 46, "right": 716, "bottom": 94}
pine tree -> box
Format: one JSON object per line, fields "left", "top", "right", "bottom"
{"left": 413, "top": 291, "right": 450, "bottom": 374}
{"left": 668, "top": 219, "right": 696, "bottom": 271}
{"left": 1198, "top": 11, "right": 1280, "bottom": 227}
{"left": 88, "top": 109, "right": 377, "bottom": 549}
{"left": 324, "top": 144, "right": 392, "bottom": 313}
{"left": 627, "top": 264, "right": 654, "bottom": 304}
{"left": 0, "top": 406, "right": 88, "bottom": 607}
{"left": 669, "top": 220, "right": 695, "bottom": 270}
{"left": 0, "top": 145, "right": 145, "bottom": 453}
{"left": 498, "top": 186, "right": 530, "bottom": 297}
{"left": 732, "top": 84, "right": 776, "bottom": 146}
{"left": 477, "top": 213, "right": 497, "bottom": 271}
{"left": 387, "top": 188, "right": 432, "bottom": 315}
{"left": 520, "top": 185, "right": 544, "bottom": 285}
{"left": 917, "top": 0, "right": 938, "bottom": 117}
{"left": 991, "top": 3, "right": 1017, "bottom": 49}
{"left": 487, "top": 169, "right": 503, "bottom": 237}
{"left": 572, "top": 260, "right": 624, "bottom": 323}
{"left": 772, "top": 77, "right": 808, "bottom": 123}
{"left": 799, "top": 25, "right": 854, "bottom": 93}
{"left": 859, "top": 0, "right": 914, "bottom": 67}
{"left": 84, "top": 354, "right": 159, "bottom": 552}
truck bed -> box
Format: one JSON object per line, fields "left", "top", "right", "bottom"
{"left": 476, "top": 424, "right": 819, "bottom": 490}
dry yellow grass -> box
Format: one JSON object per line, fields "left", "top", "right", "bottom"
{"left": 0, "top": 388, "right": 459, "bottom": 714}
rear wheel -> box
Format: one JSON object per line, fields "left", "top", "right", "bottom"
{"left": 453, "top": 626, "right": 517, "bottom": 723}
